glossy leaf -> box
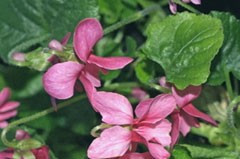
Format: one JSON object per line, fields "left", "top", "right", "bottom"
{"left": 144, "top": 12, "right": 224, "bottom": 89}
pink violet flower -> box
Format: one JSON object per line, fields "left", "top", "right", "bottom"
{"left": 131, "top": 88, "right": 149, "bottom": 102}
{"left": 43, "top": 18, "right": 133, "bottom": 104}
{"left": 87, "top": 91, "right": 176, "bottom": 159}
{"left": 0, "top": 87, "right": 20, "bottom": 128}
{"left": 169, "top": 0, "right": 201, "bottom": 14}
{"left": 0, "top": 130, "right": 50, "bottom": 159}
{"left": 159, "top": 77, "right": 217, "bottom": 148}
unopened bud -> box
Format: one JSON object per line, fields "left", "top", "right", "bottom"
{"left": 12, "top": 52, "right": 25, "bottom": 62}
{"left": 48, "top": 40, "right": 63, "bottom": 51}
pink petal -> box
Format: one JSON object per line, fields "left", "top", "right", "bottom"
{"left": 48, "top": 40, "right": 63, "bottom": 51}
{"left": 120, "top": 152, "right": 152, "bottom": 159}
{"left": 135, "top": 99, "right": 154, "bottom": 119}
{"left": 191, "top": 0, "right": 201, "bottom": 5}
{"left": 61, "top": 32, "right": 71, "bottom": 46}
{"left": 15, "top": 130, "right": 30, "bottom": 140}
{"left": 0, "top": 121, "right": 8, "bottom": 128}
{"left": 147, "top": 142, "right": 170, "bottom": 159}
{"left": 169, "top": 1, "right": 177, "bottom": 14}
{"left": 183, "top": 104, "right": 217, "bottom": 126}
{"left": 92, "top": 91, "right": 133, "bottom": 125}
{"left": 172, "top": 85, "right": 202, "bottom": 107}
{"left": 0, "top": 149, "right": 14, "bottom": 158}
{"left": 170, "top": 112, "right": 180, "bottom": 148}
{"left": 131, "top": 88, "right": 148, "bottom": 102}
{"left": 179, "top": 115, "right": 191, "bottom": 137}
{"left": 88, "top": 126, "right": 131, "bottom": 159}
{"left": 43, "top": 62, "right": 84, "bottom": 99}
{"left": 159, "top": 77, "right": 171, "bottom": 89}
{"left": 0, "top": 110, "right": 17, "bottom": 121}
{"left": 79, "top": 74, "right": 97, "bottom": 108}
{"left": 182, "top": 0, "right": 191, "bottom": 3}
{"left": 88, "top": 54, "right": 133, "bottom": 70}
{"left": 82, "top": 63, "right": 101, "bottom": 87}
{"left": 0, "top": 88, "right": 10, "bottom": 106}
{"left": 0, "top": 101, "right": 19, "bottom": 112}
{"left": 73, "top": 18, "right": 103, "bottom": 62}
{"left": 140, "top": 94, "right": 176, "bottom": 124}
{"left": 32, "top": 146, "right": 50, "bottom": 159}
{"left": 134, "top": 119, "right": 172, "bottom": 146}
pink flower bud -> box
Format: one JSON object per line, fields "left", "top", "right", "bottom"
{"left": 48, "top": 39, "right": 63, "bottom": 51}
{"left": 12, "top": 52, "right": 25, "bottom": 62}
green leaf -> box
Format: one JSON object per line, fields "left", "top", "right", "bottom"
{"left": 13, "top": 151, "right": 35, "bottom": 159}
{"left": 0, "top": 0, "right": 98, "bottom": 62}
{"left": 171, "top": 146, "right": 191, "bottom": 159}
{"left": 181, "top": 144, "right": 239, "bottom": 159}
{"left": 144, "top": 12, "right": 224, "bottom": 89}
{"left": 135, "top": 58, "right": 155, "bottom": 84}
{"left": 208, "top": 12, "right": 240, "bottom": 85}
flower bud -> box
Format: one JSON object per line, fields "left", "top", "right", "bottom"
{"left": 12, "top": 52, "right": 25, "bottom": 62}
{"left": 48, "top": 39, "right": 63, "bottom": 51}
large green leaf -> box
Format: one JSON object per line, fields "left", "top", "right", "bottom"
{"left": 0, "top": 0, "right": 98, "bottom": 62}
{"left": 208, "top": 12, "right": 240, "bottom": 85}
{"left": 181, "top": 144, "right": 239, "bottom": 159}
{"left": 144, "top": 12, "right": 224, "bottom": 89}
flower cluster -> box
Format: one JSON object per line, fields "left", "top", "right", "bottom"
{"left": 0, "top": 88, "right": 20, "bottom": 128}
{"left": 41, "top": 18, "right": 216, "bottom": 159}
{"left": 0, "top": 130, "right": 49, "bottom": 159}
{"left": 169, "top": 0, "right": 201, "bottom": 14}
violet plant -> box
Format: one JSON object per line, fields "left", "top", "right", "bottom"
{"left": 0, "top": 0, "right": 240, "bottom": 159}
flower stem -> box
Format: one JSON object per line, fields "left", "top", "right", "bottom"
{"left": 224, "top": 69, "right": 234, "bottom": 100}
{"left": 103, "top": 5, "right": 160, "bottom": 35}
{"left": 227, "top": 96, "right": 240, "bottom": 139}
{"left": 172, "top": 0, "right": 200, "bottom": 14}
{"left": 1, "top": 94, "right": 86, "bottom": 148}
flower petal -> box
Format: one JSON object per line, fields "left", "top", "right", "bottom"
{"left": 43, "top": 62, "right": 84, "bottom": 99}
{"left": 140, "top": 94, "right": 176, "bottom": 124}
{"left": 92, "top": 91, "right": 133, "bottom": 125}
{"left": 170, "top": 112, "right": 180, "bottom": 148}
{"left": 88, "top": 126, "right": 131, "bottom": 159}
{"left": 79, "top": 74, "right": 97, "bottom": 109}
{"left": 182, "top": 104, "right": 217, "bottom": 126}
{"left": 172, "top": 85, "right": 202, "bottom": 107}
{"left": 0, "top": 121, "right": 8, "bottom": 128}
{"left": 147, "top": 142, "right": 170, "bottom": 159}
{"left": 135, "top": 99, "right": 154, "bottom": 119}
{"left": 179, "top": 114, "right": 191, "bottom": 137}
{"left": 73, "top": 18, "right": 103, "bottom": 62}
{"left": 0, "top": 110, "right": 17, "bottom": 121}
{"left": 82, "top": 63, "right": 101, "bottom": 87}
{"left": 169, "top": 1, "right": 177, "bottom": 14}
{"left": 120, "top": 152, "right": 152, "bottom": 159}
{"left": 15, "top": 130, "right": 30, "bottom": 140}
{"left": 61, "top": 32, "right": 71, "bottom": 46}
{"left": 0, "top": 88, "right": 10, "bottom": 106}
{"left": 88, "top": 54, "right": 133, "bottom": 70}
{"left": 134, "top": 119, "right": 172, "bottom": 146}
{"left": 48, "top": 40, "right": 63, "bottom": 51}
{"left": 191, "top": 0, "right": 201, "bottom": 5}
{"left": 0, "top": 101, "right": 19, "bottom": 112}
{"left": 159, "top": 77, "right": 171, "bottom": 89}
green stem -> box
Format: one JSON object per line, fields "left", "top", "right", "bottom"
{"left": 150, "top": 83, "right": 171, "bottom": 93}
{"left": 103, "top": 5, "right": 160, "bottom": 35}
{"left": 1, "top": 94, "right": 86, "bottom": 148}
{"left": 224, "top": 69, "right": 234, "bottom": 100}
{"left": 172, "top": 0, "right": 200, "bottom": 14}
{"left": 227, "top": 96, "right": 240, "bottom": 138}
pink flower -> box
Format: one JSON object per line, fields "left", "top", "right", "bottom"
{"left": 88, "top": 91, "right": 176, "bottom": 159}
{"left": 169, "top": 0, "right": 201, "bottom": 14}
{"left": 0, "top": 130, "right": 49, "bottom": 159}
{"left": 159, "top": 77, "right": 217, "bottom": 147}
{"left": 0, "top": 88, "right": 20, "bottom": 128}
{"left": 43, "top": 18, "right": 133, "bottom": 103}
{"left": 131, "top": 88, "right": 149, "bottom": 102}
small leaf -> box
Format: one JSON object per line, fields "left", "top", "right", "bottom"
{"left": 144, "top": 12, "right": 224, "bottom": 89}
{"left": 171, "top": 146, "right": 191, "bottom": 159}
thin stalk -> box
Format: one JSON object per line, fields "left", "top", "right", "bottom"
{"left": 103, "top": 5, "right": 160, "bottom": 35}
{"left": 224, "top": 69, "right": 234, "bottom": 100}
{"left": 172, "top": 0, "right": 200, "bottom": 14}
{"left": 1, "top": 94, "right": 86, "bottom": 148}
